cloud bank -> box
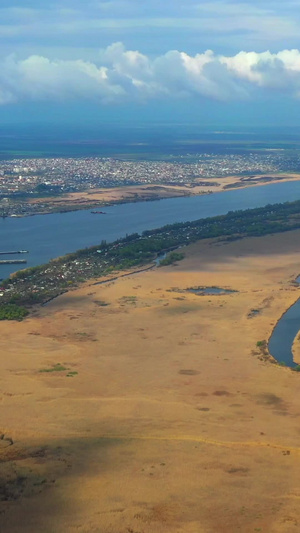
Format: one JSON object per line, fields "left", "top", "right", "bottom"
{"left": 2, "top": 43, "right": 300, "bottom": 105}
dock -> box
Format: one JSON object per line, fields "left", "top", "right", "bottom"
{"left": 0, "top": 250, "right": 28, "bottom": 255}
{"left": 0, "top": 260, "right": 27, "bottom": 265}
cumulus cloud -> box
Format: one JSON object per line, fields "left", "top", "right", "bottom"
{"left": 2, "top": 43, "right": 300, "bottom": 105}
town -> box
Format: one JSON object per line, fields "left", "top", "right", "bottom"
{"left": 0, "top": 150, "right": 299, "bottom": 216}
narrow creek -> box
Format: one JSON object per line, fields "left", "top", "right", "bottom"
{"left": 268, "top": 276, "right": 300, "bottom": 368}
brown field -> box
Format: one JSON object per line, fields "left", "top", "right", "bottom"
{"left": 28, "top": 173, "right": 300, "bottom": 213}
{"left": 1, "top": 230, "right": 300, "bottom": 532}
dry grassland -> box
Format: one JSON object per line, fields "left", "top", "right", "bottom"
{"left": 1, "top": 231, "right": 300, "bottom": 532}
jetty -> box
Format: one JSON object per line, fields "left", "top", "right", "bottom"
{"left": 0, "top": 250, "right": 28, "bottom": 255}
{"left": 0, "top": 260, "right": 27, "bottom": 265}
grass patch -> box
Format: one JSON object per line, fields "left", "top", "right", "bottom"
{"left": 39, "top": 363, "right": 68, "bottom": 373}
{"left": 66, "top": 371, "right": 78, "bottom": 377}
{"left": 120, "top": 296, "right": 137, "bottom": 304}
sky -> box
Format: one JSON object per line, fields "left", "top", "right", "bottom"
{"left": 1, "top": 0, "right": 300, "bottom": 130}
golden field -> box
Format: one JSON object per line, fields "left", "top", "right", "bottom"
{"left": 1, "top": 230, "right": 300, "bottom": 532}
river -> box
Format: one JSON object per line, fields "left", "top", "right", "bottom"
{"left": 1, "top": 180, "right": 300, "bottom": 279}
{"left": 268, "top": 277, "right": 300, "bottom": 368}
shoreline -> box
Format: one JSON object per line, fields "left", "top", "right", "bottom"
{"left": 2, "top": 198, "right": 300, "bottom": 317}
{"left": 4, "top": 172, "right": 300, "bottom": 218}
{"left": 267, "top": 289, "right": 300, "bottom": 369}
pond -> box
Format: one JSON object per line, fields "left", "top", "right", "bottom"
{"left": 187, "top": 287, "right": 236, "bottom": 295}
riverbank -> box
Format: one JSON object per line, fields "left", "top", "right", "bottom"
{"left": 3, "top": 198, "right": 300, "bottom": 312}
{"left": 292, "top": 332, "right": 300, "bottom": 363}
{"left": 2, "top": 229, "right": 300, "bottom": 532}
{"left": 4, "top": 179, "right": 300, "bottom": 282}
{"left": 5, "top": 172, "right": 300, "bottom": 217}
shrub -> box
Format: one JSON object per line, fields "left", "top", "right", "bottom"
{"left": 159, "top": 252, "right": 185, "bottom": 266}
{"left": 256, "top": 340, "right": 266, "bottom": 347}
{"left": 0, "top": 304, "right": 29, "bottom": 321}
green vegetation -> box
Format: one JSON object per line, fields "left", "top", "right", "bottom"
{"left": 39, "top": 364, "right": 78, "bottom": 376}
{"left": 255, "top": 340, "right": 271, "bottom": 363}
{"left": 292, "top": 365, "right": 300, "bottom": 372}
{"left": 256, "top": 340, "right": 266, "bottom": 348}
{"left": 159, "top": 252, "right": 185, "bottom": 266}
{"left": 0, "top": 304, "right": 29, "bottom": 321}
{"left": 39, "top": 363, "right": 68, "bottom": 373}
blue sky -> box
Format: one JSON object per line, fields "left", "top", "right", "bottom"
{"left": 1, "top": 0, "right": 300, "bottom": 129}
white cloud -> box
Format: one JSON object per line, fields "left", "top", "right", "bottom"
{"left": 2, "top": 44, "right": 300, "bottom": 105}
{"left": 221, "top": 49, "right": 300, "bottom": 90}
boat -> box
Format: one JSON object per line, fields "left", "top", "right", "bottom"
{"left": 91, "top": 211, "right": 106, "bottom": 214}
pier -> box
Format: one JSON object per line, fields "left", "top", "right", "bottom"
{"left": 0, "top": 250, "right": 28, "bottom": 255}
{"left": 0, "top": 260, "right": 27, "bottom": 265}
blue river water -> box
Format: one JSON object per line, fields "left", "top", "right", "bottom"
{"left": 268, "top": 277, "right": 300, "bottom": 368}
{"left": 1, "top": 180, "right": 300, "bottom": 280}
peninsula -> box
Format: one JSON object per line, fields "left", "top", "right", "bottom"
{"left": 1, "top": 211, "right": 300, "bottom": 532}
